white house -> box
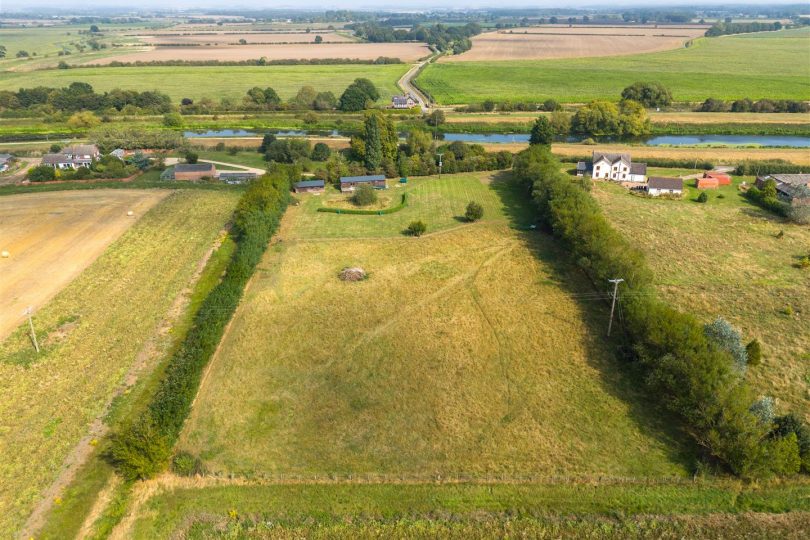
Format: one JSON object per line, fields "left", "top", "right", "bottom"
{"left": 391, "top": 94, "right": 416, "bottom": 109}
{"left": 647, "top": 177, "right": 683, "bottom": 197}
{"left": 590, "top": 151, "right": 647, "bottom": 182}
{"left": 41, "top": 153, "right": 76, "bottom": 169}
{"left": 41, "top": 144, "right": 100, "bottom": 169}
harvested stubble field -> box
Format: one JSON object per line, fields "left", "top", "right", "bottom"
{"left": 419, "top": 28, "right": 810, "bottom": 103}
{"left": 592, "top": 181, "right": 810, "bottom": 420}
{"left": 178, "top": 172, "right": 689, "bottom": 481}
{"left": 0, "top": 189, "right": 166, "bottom": 340}
{"left": 85, "top": 42, "right": 430, "bottom": 64}
{"left": 0, "top": 64, "right": 408, "bottom": 102}
{"left": 0, "top": 189, "right": 240, "bottom": 536}
{"left": 133, "top": 32, "right": 354, "bottom": 45}
{"left": 443, "top": 25, "right": 707, "bottom": 62}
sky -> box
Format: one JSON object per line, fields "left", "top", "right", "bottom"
{"left": 0, "top": 1, "right": 786, "bottom": 11}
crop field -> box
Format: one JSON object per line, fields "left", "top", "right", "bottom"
{"left": 85, "top": 42, "right": 430, "bottom": 64}
{"left": 178, "top": 172, "right": 689, "bottom": 482}
{"left": 0, "top": 64, "right": 408, "bottom": 102}
{"left": 132, "top": 32, "right": 355, "bottom": 45}
{"left": 444, "top": 111, "right": 810, "bottom": 126}
{"left": 443, "top": 25, "right": 707, "bottom": 62}
{"left": 0, "top": 189, "right": 239, "bottom": 536}
{"left": 0, "top": 189, "right": 167, "bottom": 341}
{"left": 592, "top": 180, "right": 810, "bottom": 419}
{"left": 419, "top": 27, "right": 810, "bottom": 103}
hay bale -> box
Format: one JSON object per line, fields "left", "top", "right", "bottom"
{"left": 1, "top": 250, "right": 8, "bottom": 258}
{"left": 339, "top": 267, "right": 366, "bottom": 282}
{"left": 127, "top": 210, "right": 134, "bottom": 216}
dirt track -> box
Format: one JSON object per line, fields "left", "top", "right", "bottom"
{"left": 0, "top": 189, "right": 167, "bottom": 340}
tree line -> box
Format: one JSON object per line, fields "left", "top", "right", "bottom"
{"left": 349, "top": 22, "right": 482, "bottom": 54}
{"left": 0, "top": 83, "right": 172, "bottom": 115}
{"left": 698, "top": 97, "right": 808, "bottom": 113}
{"left": 705, "top": 21, "right": 783, "bottom": 37}
{"left": 512, "top": 144, "right": 809, "bottom": 478}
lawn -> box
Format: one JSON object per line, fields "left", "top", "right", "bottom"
{"left": 592, "top": 179, "right": 810, "bottom": 419}
{"left": 417, "top": 28, "right": 810, "bottom": 103}
{"left": 0, "top": 64, "right": 409, "bottom": 102}
{"left": 125, "top": 480, "right": 810, "bottom": 538}
{"left": 0, "top": 189, "right": 240, "bottom": 536}
{"left": 178, "top": 172, "right": 690, "bottom": 482}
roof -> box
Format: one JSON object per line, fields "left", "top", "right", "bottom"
{"left": 339, "top": 175, "right": 385, "bottom": 184}
{"left": 576, "top": 161, "right": 587, "bottom": 171}
{"left": 175, "top": 163, "right": 215, "bottom": 173}
{"left": 219, "top": 171, "right": 257, "bottom": 178}
{"left": 769, "top": 174, "right": 810, "bottom": 186}
{"left": 592, "top": 151, "right": 630, "bottom": 165}
{"left": 648, "top": 177, "right": 683, "bottom": 190}
{"left": 696, "top": 177, "right": 719, "bottom": 187}
{"left": 0, "top": 153, "right": 13, "bottom": 161}
{"left": 704, "top": 171, "right": 730, "bottom": 179}
{"left": 629, "top": 162, "right": 647, "bottom": 175}
{"left": 293, "top": 179, "right": 325, "bottom": 188}
{"left": 63, "top": 144, "right": 98, "bottom": 156}
{"left": 42, "top": 153, "right": 73, "bottom": 165}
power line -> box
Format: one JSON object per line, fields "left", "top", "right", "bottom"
{"left": 607, "top": 278, "right": 624, "bottom": 336}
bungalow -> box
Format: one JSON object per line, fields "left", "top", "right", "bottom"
{"left": 647, "top": 177, "right": 683, "bottom": 197}
{"left": 41, "top": 153, "right": 77, "bottom": 170}
{"left": 172, "top": 162, "right": 216, "bottom": 181}
{"left": 293, "top": 179, "right": 325, "bottom": 193}
{"left": 0, "top": 153, "right": 13, "bottom": 172}
{"left": 756, "top": 174, "right": 810, "bottom": 205}
{"left": 696, "top": 177, "right": 719, "bottom": 190}
{"left": 339, "top": 174, "right": 386, "bottom": 193}
{"left": 590, "top": 151, "right": 647, "bottom": 182}
{"left": 391, "top": 94, "right": 416, "bottom": 109}
{"left": 62, "top": 144, "right": 99, "bottom": 167}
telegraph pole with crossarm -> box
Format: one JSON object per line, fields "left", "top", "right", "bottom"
{"left": 607, "top": 278, "right": 624, "bottom": 336}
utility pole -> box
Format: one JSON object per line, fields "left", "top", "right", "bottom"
{"left": 607, "top": 278, "right": 624, "bottom": 336}
{"left": 25, "top": 306, "right": 40, "bottom": 353}
{"left": 437, "top": 153, "right": 443, "bottom": 178}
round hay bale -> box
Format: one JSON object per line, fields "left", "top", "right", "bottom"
{"left": 339, "top": 267, "right": 366, "bottom": 282}
{"left": 127, "top": 210, "right": 134, "bottom": 216}
{"left": 1, "top": 250, "right": 9, "bottom": 258}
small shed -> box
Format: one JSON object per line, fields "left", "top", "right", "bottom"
{"left": 174, "top": 162, "right": 216, "bottom": 181}
{"left": 339, "top": 174, "right": 386, "bottom": 193}
{"left": 696, "top": 177, "right": 719, "bottom": 190}
{"left": 575, "top": 161, "right": 587, "bottom": 176}
{"left": 703, "top": 171, "right": 732, "bottom": 185}
{"left": 293, "top": 179, "right": 325, "bottom": 193}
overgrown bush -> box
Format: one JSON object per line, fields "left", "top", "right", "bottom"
{"left": 26, "top": 165, "right": 56, "bottom": 182}
{"left": 107, "top": 171, "right": 290, "bottom": 480}
{"left": 465, "top": 201, "right": 484, "bottom": 222}
{"left": 512, "top": 145, "right": 801, "bottom": 478}
{"left": 407, "top": 220, "right": 426, "bottom": 237}
{"left": 352, "top": 184, "right": 378, "bottom": 206}
{"left": 746, "top": 339, "right": 762, "bottom": 366}
{"left": 171, "top": 451, "right": 205, "bottom": 476}
{"left": 697, "top": 191, "right": 708, "bottom": 203}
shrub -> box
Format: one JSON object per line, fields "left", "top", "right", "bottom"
{"left": 185, "top": 151, "right": 198, "bottom": 164}
{"left": 749, "top": 396, "right": 775, "bottom": 424}
{"left": 162, "top": 112, "right": 183, "bottom": 127}
{"left": 27, "top": 165, "right": 56, "bottom": 182}
{"left": 621, "top": 82, "right": 673, "bottom": 108}
{"left": 529, "top": 116, "right": 554, "bottom": 146}
{"left": 704, "top": 317, "right": 748, "bottom": 373}
{"left": 746, "top": 339, "right": 762, "bottom": 366}
{"left": 311, "top": 142, "right": 331, "bottom": 161}
{"left": 407, "top": 220, "right": 427, "bottom": 237}
{"left": 49, "top": 143, "right": 62, "bottom": 153}
{"left": 171, "top": 451, "right": 204, "bottom": 476}
{"left": 773, "top": 414, "right": 810, "bottom": 473}
{"left": 482, "top": 99, "right": 495, "bottom": 112}
{"left": 465, "top": 201, "right": 484, "bottom": 222}
{"left": 352, "top": 184, "right": 378, "bottom": 206}
{"left": 542, "top": 99, "right": 561, "bottom": 111}
{"left": 697, "top": 191, "right": 708, "bottom": 203}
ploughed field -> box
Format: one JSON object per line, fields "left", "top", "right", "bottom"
{"left": 0, "top": 189, "right": 240, "bottom": 536}
{"left": 592, "top": 180, "right": 810, "bottom": 420}
{"left": 178, "top": 173, "right": 689, "bottom": 479}
{"left": 0, "top": 189, "right": 166, "bottom": 340}
{"left": 418, "top": 27, "right": 810, "bottom": 103}
{"left": 443, "top": 25, "right": 707, "bottom": 62}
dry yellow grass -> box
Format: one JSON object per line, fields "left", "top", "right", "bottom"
{"left": 444, "top": 111, "right": 810, "bottom": 125}
{"left": 443, "top": 25, "right": 705, "bottom": 62}
{"left": 0, "top": 190, "right": 167, "bottom": 341}
{"left": 179, "top": 175, "right": 689, "bottom": 480}
{"left": 134, "top": 32, "right": 353, "bottom": 45}
{"left": 592, "top": 181, "right": 810, "bottom": 420}
{"left": 85, "top": 42, "right": 430, "bottom": 64}
{"left": 0, "top": 189, "right": 240, "bottom": 536}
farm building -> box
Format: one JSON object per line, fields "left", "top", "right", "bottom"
{"left": 339, "top": 174, "right": 386, "bottom": 193}
{"left": 696, "top": 177, "right": 719, "bottom": 189}
{"left": 756, "top": 174, "right": 810, "bottom": 205}
{"left": 703, "top": 171, "right": 732, "bottom": 185}
{"left": 391, "top": 94, "right": 417, "bottom": 109}
{"left": 0, "top": 153, "right": 13, "bottom": 172}
{"left": 589, "top": 151, "right": 647, "bottom": 182}
{"left": 173, "top": 162, "right": 216, "bottom": 181}
{"left": 647, "top": 177, "right": 683, "bottom": 197}
{"left": 293, "top": 179, "right": 325, "bottom": 193}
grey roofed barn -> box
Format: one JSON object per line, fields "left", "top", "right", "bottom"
{"left": 647, "top": 177, "right": 683, "bottom": 190}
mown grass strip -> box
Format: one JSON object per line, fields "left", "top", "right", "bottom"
{"left": 317, "top": 192, "right": 409, "bottom": 215}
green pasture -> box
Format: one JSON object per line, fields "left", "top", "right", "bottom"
{"left": 0, "top": 64, "right": 409, "bottom": 102}
{"left": 417, "top": 28, "right": 810, "bottom": 104}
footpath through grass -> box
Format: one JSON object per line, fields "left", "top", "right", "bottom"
{"left": 418, "top": 28, "right": 810, "bottom": 103}
{"left": 0, "top": 189, "right": 239, "bottom": 536}
{"left": 592, "top": 179, "right": 810, "bottom": 419}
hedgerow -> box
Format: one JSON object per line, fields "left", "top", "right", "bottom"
{"left": 513, "top": 145, "right": 804, "bottom": 478}
{"left": 317, "top": 192, "right": 408, "bottom": 215}
{"left": 107, "top": 172, "right": 290, "bottom": 480}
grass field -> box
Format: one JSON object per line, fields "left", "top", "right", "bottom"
{"left": 418, "top": 28, "right": 810, "bottom": 103}
{"left": 178, "top": 172, "right": 689, "bottom": 482}
{"left": 122, "top": 481, "right": 810, "bottom": 538}
{"left": 592, "top": 180, "right": 810, "bottom": 419}
{"left": 0, "top": 189, "right": 239, "bottom": 536}
{"left": 444, "top": 25, "right": 706, "bottom": 62}
{"left": 0, "top": 64, "right": 409, "bottom": 102}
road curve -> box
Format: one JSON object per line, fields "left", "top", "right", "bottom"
{"left": 398, "top": 57, "right": 433, "bottom": 112}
